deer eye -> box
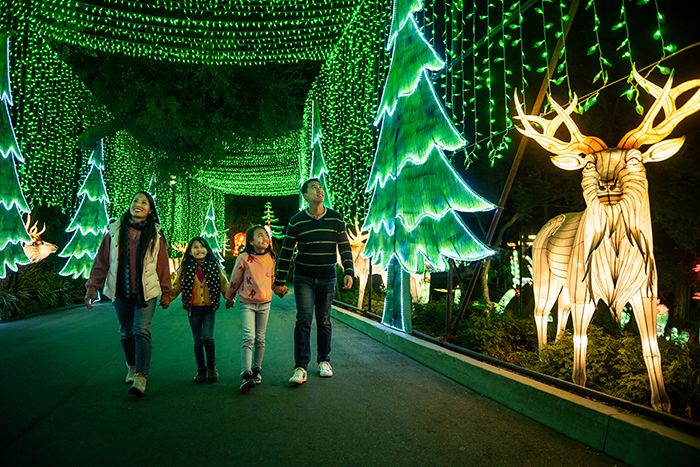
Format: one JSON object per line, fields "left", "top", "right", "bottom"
{"left": 584, "top": 161, "right": 595, "bottom": 170}
{"left": 627, "top": 155, "right": 641, "bottom": 165}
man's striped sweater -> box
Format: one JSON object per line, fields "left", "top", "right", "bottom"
{"left": 274, "top": 208, "right": 354, "bottom": 285}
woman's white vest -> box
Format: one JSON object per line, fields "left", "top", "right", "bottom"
{"left": 103, "top": 219, "right": 164, "bottom": 302}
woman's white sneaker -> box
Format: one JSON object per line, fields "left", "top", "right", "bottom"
{"left": 125, "top": 364, "right": 136, "bottom": 384}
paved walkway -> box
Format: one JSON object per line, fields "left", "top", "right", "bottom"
{"left": 0, "top": 293, "right": 626, "bottom": 467}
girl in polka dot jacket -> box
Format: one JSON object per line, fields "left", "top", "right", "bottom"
{"left": 171, "top": 236, "right": 228, "bottom": 384}
{"left": 226, "top": 225, "right": 286, "bottom": 391}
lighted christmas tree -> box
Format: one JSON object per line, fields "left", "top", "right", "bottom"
{"left": 201, "top": 200, "right": 225, "bottom": 261}
{"left": 262, "top": 201, "right": 285, "bottom": 240}
{"left": 0, "top": 34, "right": 32, "bottom": 280}
{"left": 362, "top": 0, "right": 495, "bottom": 332}
{"left": 59, "top": 139, "right": 110, "bottom": 279}
{"left": 300, "top": 99, "right": 333, "bottom": 210}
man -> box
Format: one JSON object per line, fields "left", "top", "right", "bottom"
{"left": 275, "top": 178, "right": 354, "bottom": 384}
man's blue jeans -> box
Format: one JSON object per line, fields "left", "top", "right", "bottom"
{"left": 113, "top": 296, "right": 157, "bottom": 375}
{"left": 188, "top": 305, "right": 216, "bottom": 369}
{"left": 293, "top": 274, "right": 336, "bottom": 370}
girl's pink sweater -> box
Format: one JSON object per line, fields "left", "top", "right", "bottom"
{"left": 225, "top": 252, "right": 275, "bottom": 304}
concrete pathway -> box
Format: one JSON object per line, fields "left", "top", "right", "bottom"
{"left": 0, "top": 293, "right": 626, "bottom": 466}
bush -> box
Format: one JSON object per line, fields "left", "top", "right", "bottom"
{"left": 411, "top": 301, "right": 700, "bottom": 421}
{"left": 0, "top": 255, "right": 85, "bottom": 320}
{"left": 454, "top": 309, "right": 540, "bottom": 367}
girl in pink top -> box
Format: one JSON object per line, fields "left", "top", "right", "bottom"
{"left": 225, "top": 225, "right": 286, "bottom": 391}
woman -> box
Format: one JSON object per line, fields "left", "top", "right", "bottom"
{"left": 85, "top": 191, "right": 172, "bottom": 396}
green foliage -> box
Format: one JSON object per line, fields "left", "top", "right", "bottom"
{"left": 535, "top": 325, "right": 700, "bottom": 420}
{"left": 455, "top": 310, "right": 539, "bottom": 367}
{"left": 52, "top": 42, "right": 319, "bottom": 163}
{"left": 0, "top": 255, "right": 85, "bottom": 320}
{"left": 411, "top": 303, "right": 700, "bottom": 420}
{"left": 412, "top": 297, "right": 451, "bottom": 337}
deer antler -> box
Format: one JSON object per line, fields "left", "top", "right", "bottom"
{"left": 514, "top": 92, "right": 607, "bottom": 156}
{"left": 618, "top": 65, "right": 700, "bottom": 149}
{"left": 23, "top": 214, "right": 46, "bottom": 243}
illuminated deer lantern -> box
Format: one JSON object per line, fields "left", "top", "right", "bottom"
{"left": 515, "top": 67, "right": 700, "bottom": 413}
{"left": 348, "top": 219, "right": 423, "bottom": 309}
{"left": 21, "top": 215, "right": 57, "bottom": 263}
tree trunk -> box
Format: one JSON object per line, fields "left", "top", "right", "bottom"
{"left": 382, "top": 257, "right": 412, "bottom": 333}
{"left": 77, "top": 112, "right": 140, "bottom": 150}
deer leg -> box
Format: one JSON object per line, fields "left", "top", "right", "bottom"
{"left": 571, "top": 299, "right": 596, "bottom": 387}
{"left": 555, "top": 287, "right": 571, "bottom": 341}
{"left": 630, "top": 294, "right": 671, "bottom": 413}
{"left": 533, "top": 274, "right": 561, "bottom": 354}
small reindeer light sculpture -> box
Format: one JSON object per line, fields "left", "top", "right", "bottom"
{"left": 348, "top": 219, "right": 424, "bottom": 309}
{"left": 21, "top": 215, "right": 57, "bottom": 263}
{"left": 514, "top": 66, "right": 700, "bottom": 413}
{"left": 232, "top": 232, "right": 246, "bottom": 257}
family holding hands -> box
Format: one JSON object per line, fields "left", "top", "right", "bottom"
{"left": 85, "top": 178, "right": 354, "bottom": 396}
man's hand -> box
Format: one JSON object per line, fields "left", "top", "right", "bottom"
{"left": 225, "top": 297, "right": 235, "bottom": 309}
{"left": 343, "top": 275, "right": 353, "bottom": 290}
{"left": 160, "top": 295, "right": 171, "bottom": 309}
{"left": 85, "top": 291, "right": 96, "bottom": 310}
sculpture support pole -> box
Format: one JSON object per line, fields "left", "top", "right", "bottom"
{"left": 449, "top": 0, "right": 582, "bottom": 339}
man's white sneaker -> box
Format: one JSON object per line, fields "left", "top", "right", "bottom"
{"left": 289, "top": 367, "right": 307, "bottom": 384}
{"left": 125, "top": 364, "right": 136, "bottom": 384}
{"left": 319, "top": 361, "right": 333, "bottom": 378}
{"left": 129, "top": 375, "right": 146, "bottom": 396}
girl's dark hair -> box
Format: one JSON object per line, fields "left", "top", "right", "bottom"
{"left": 179, "top": 236, "right": 217, "bottom": 271}
{"left": 243, "top": 224, "right": 275, "bottom": 261}
{"left": 118, "top": 191, "right": 162, "bottom": 267}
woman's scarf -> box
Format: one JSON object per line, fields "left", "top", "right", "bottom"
{"left": 117, "top": 220, "right": 147, "bottom": 306}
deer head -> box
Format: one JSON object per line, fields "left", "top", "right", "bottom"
{"left": 22, "top": 214, "right": 57, "bottom": 263}
{"left": 514, "top": 66, "right": 700, "bottom": 201}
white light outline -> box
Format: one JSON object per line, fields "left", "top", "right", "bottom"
{"left": 376, "top": 16, "right": 445, "bottom": 124}
{"left": 0, "top": 35, "right": 13, "bottom": 106}
{"left": 368, "top": 72, "right": 467, "bottom": 194}
{"left": 77, "top": 164, "right": 111, "bottom": 204}
{"left": 362, "top": 210, "right": 494, "bottom": 274}
{"left": 363, "top": 145, "right": 495, "bottom": 236}
{"left": 386, "top": 0, "right": 425, "bottom": 51}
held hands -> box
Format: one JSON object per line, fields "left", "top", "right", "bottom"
{"left": 272, "top": 285, "right": 288, "bottom": 299}
{"left": 343, "top": 275, "right": 353, "bottom": 290}
{"left": 225, "top": 297, "right": 235, "bottom": 309}
{"left": 85, "top": 290, "right": 96, "bottom": 310}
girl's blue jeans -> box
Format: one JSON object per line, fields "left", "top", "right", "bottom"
{"left": 293, "top": 274, "right": 336, "bottom": 370}
{"left": 113, "top": 296, "right": 156, "bottom": 375}
{"left": 240, "top": 302, "right": 270, "bottom": 373}
{"left": 188, "top": 305, "right": 216, "bottom": 369}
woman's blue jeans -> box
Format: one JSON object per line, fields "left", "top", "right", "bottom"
{"left": 188, "top": 305, "right": 216, "bottom": 369}
{"left": 113, "top": 296, "right": 157, "bottom": 375}
{"left": 293, "top": 274, "right": 336, "bottom": 370}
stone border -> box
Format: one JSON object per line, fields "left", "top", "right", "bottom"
{"left": 331, "top": 305, "right": 700, "bottom": 467}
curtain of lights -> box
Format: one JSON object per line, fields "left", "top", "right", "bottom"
{"left": 300, "top": 0, "right": 394, "bottom": 223}
{"left": 0, "top": 0, "right": 685, "bottom": 238}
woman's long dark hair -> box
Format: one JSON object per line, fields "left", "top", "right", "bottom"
{"left": 117, "top": 191, "right": 161, "bottom": 268}
{"left": 179, "top": 236, "right": 217, "bottom": 272}
{"left": 243, "top": 225, "right": 275, "bottom": 261}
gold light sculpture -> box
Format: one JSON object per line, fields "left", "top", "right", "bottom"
{"left": 347, "top": 219, "right": 424, "bottom": 309}
{"left": 21, "top": 215, "right": 57, "bottom": 264}
{"left": 514, "top": 66, "right": 700, "bottom": 413}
